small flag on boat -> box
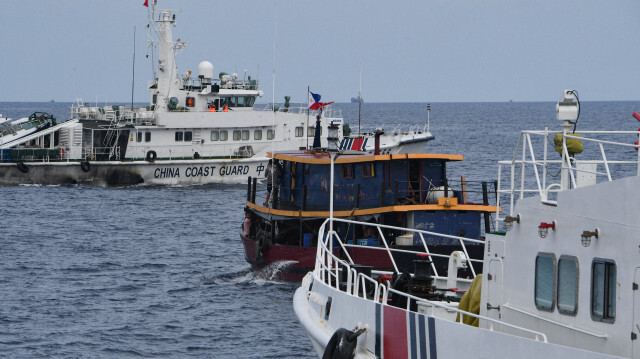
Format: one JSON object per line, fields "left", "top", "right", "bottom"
{"left": 308, "top": 91, "right": 334, "bottom": 110}
{"left": 143, "top": 0, "right": 149, "bottom": 7}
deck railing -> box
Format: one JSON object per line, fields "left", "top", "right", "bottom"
{"left": 312, "top": 217, "right": 548, "bottom": 343}
{"left": 495, "top": 129, "right": 640, "bottom": 228}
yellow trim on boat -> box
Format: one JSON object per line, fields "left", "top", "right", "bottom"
{"left": 268, "top": 152, "right": 463, "bottom": 164}
{"left": 246, "top": 201, "right": 499, "bottom": 218}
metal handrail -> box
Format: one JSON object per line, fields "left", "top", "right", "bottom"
{"left": 495, "top": 129, "right": 640, "bottom": 228}
{"left": 312, "top": 218, "right": 548, "bottom": 343}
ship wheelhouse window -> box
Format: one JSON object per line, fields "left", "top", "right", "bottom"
{"left": 220, "top": 130, "right": 228, "bottom": 141}
{"left": 145, "top": 131, "right": 151, "bottom": 142}
{"left": 267, "top": 129, "right": 274, "bottom": 140}
{"left": 535, "top": 253, "right": 556, "bottom": 311}
{"left": 557, "top": 256, "right": 578, "bottom": 315}
{"left": 592, "top": 259, "right": 616, "bottom": 323}
{"left": 341, "top": 164, "right": 354, "bottom": 179}
{"left": 254, "top": 130, "right": 262, "bottom": 140}
{"left": 362, "top": 163, "right": 375, "bottom": 178}
{"left": 308, "top": 126, "right": 322, "bottom": 137}
{"left": 175, "top": 131, "right": 184, "bottom": 141}
{"left": 211, "top": 131, "right": 219, "bottom": 141}
{"left": 137, "top": 132, "right": 142, "bottom": 142}
{"left": 184, "top": 131, "right": 192, "bottom": 142}
{"left": 242, "top": 130, "right": 250, "bottom": 141}
{"left": 295, "top": 127, "right": 304, "bottom": 137}
{"left": 233, "top": 130, "right": 241, "bottom": 141}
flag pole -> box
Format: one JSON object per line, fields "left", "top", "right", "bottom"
{"left": 306, "top": 86, "right": 310, "bottom": 150}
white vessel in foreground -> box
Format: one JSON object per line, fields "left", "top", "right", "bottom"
{"left": 294, "top": 90, "right": 638, "bottom": 358}
{"left": 0, "top": 2, "right": 432, "bottom": 186}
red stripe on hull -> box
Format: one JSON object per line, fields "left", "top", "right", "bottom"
{"left": 383, "top": 305, "right": 408, "bottom": 358}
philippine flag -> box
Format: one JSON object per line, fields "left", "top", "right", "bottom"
{"left": 309, "top": 92, "right": 322, "bottom": 110}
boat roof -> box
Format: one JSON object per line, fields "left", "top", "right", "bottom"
{"left": 269, "top": 150, "right": 463, "bottom": 164}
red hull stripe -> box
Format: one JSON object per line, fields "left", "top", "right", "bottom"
{"left": 383, "top": 305, "right": 408, "bottom": 358}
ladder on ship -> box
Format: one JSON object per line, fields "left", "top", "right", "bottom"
{"left": 103, "top": 109, "right": 122, "bottom": 160}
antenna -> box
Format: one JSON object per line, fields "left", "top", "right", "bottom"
{"left": 131, "top": 26, "right": 136, "bottom": 110}
{"left": 358, "top": 65, "right": 362, "bottom": 137}
{"left": 427, "top": 104, "right": 431, "bottom": 133}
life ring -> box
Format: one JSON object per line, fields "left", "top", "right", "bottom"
{"left": 58, "top": 147, "right": 65, "bottom": 159}
{"left": 80, "top": 161, "right": 91, "bottom": 173}
{"left": 16, "top": 162, "right": 29, "bottom": 174}
{"left": 322, "top": 328, "right": 365, "bottom": 359}
{"left": 146, "top": 150, "right": 157, "bottom": 162}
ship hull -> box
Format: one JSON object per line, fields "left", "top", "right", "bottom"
{"left": 0, "top": 157, "right": 269, "bottom": 186}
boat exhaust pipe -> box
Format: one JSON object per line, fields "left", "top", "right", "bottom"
{"left": 374, "top": 129, "right": 383, "bottom": 155}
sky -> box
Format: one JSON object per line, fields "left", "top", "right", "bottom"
{"left": 2, "top": 0, "right": 640, "bottom": 103}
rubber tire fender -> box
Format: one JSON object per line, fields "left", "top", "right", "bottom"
{"left": 17, "top": 162, "right": 29, "bottom": 174}
{"left": 146, "top": 150, "right": 157, "bottom": 162}
{"left": 322, "top": 328, "right": 359, "bottom": 359}
{"left": 80, "top": 161, "right": 92, "bottom": 173}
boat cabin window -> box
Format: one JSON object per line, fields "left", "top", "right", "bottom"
{"left": 145, "top": 131, "right": 151, "bottom": 142}
{"left": 137, "top": 132, "right": 142, "bottom": 142}
{"left": 308, "top": 126, "right": 322, "bottom": 137}
{"left": 175, "top": 131, "right": 184, "bottom": 141}
{"left": 295, "top": 127, "right": 304, "bottom": 137}
{"left": 220, "top": 130, "right": 228, "bottom": 141}
{"left": 184, "top": 131, "right": 192, "bottom": 142}
{"left": 254, "top": 130, "right": 262, "bottom": 140}
{"left": 242, "top": 130, "right": 249, "bottom": 141}
{"left": 267, "top": 129, "right": 274, "bottom": 140}
{"left": 591, "top": 259, "right": 616, "bottom": 323}
{"left": 211, "top": 131, "right": 219, "bottom": 141}
{"left": 341, "top": 164, "right": 354, "bottom": 179}
{"left": 362, "top": 163, "right": 375, "bottom": 178}
{"left": 557, "top": 256, "right": 578, "bottom": 315}
{"left": 535, "top": 253, "right": 556, "bottom": 311}
{"left": 233, "top": 130, "right": 241, "bottom": 141}
{"left": 219, "top": 96, "right": 256, "bottom": 108}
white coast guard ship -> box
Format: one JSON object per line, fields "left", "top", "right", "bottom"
{"left": 0, "top": 1, "right": 432, "bottom": 186}
{"left": 294, "top": 90, "right": 640, "bottom": 358}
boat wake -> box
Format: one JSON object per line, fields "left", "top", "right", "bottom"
{"left": 255, "top": 260, "right": 299, "bottom": 282}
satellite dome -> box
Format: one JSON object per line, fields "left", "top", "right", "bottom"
{"left": 198, "top": 61, "right": 214, "bottom": 80}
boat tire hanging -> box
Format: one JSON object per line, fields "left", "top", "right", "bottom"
{"left": 16, "top": 162, "right": 29, "bottom": 174}
{"left": 322, "top": 328, "right": 364, "bottom": 359}
{"left": 80, "top": 161, "right": 92, "bottom": 173}
{"left": 146, "top": 150, "right": 157, "bottom": 162}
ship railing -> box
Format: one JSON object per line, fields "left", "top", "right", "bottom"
{"left": 347, "top": 123, "right": 431, "bottom": 137}
{"left": 313, "top": 217, "right": 548, "bottom": 343}
{"left": 495, "top": 129, "right": 640, "bottom": 229}
{"left": 254, "top": 103, "right": 343, "bottom": 119}
{"left": 315, "top": 217, "right": 483, "bottom": 283}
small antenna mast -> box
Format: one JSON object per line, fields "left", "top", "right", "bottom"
{"left": 131, "top": 26, "right": 136, "bottom": 110}
{"left": 358, "top": 65, "right": 362, "bottom": 137}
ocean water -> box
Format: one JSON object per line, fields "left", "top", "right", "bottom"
{"left": 1, "top": 100, "right": 638, "bottom": 357}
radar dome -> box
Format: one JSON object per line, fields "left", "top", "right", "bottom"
{"left": 198, "top": 61, "right": 214, "bottom": 80}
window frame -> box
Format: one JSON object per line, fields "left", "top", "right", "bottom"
{"left": 241, "top": 130, "right": 250, "bottom": 141}
{"left": 233, "top": 130, "right": 241, "bottom": 141}
{"left": 341, "top": 164, "right": 354, "bottom": 179}
{"left": 175, "top": 131, "right": 183, "bottom": 142}
{"left": 591, "top": 258, "right": 616, "bottom": 323}
{"left": 267, "top": 129, "right": 275, "bottom": 140}
{"left": 136, "top": 131, "right": 142, "bottom": 142}
{"left": 295, "top": 126, "right": 304, "bottom": 137}
{"left": 144, "top": 131, "right": 151, "bottom": 142}
{"left": 362, "top": 163, "right": 375, "bottom": 178}
{"left": 211, "top": 130, "right": 219, "bottom": 141}
{"left": 557, "top": 255, "right": 579, "bottom": 316}
{"left": 184, "top": 131, "right": 193, "bottom": 142}
{"left": 534, "top": 252, "right": 556, "bottom": 312}
{"left": 254, "top": 129, "right": 262, "bottom": 140}
{"left": 220, "top": 130, "right": 228, "bottom": 141}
